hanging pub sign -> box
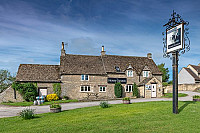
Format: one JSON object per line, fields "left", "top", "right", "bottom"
{"left": 166, "top": 23, "right": 184, "bottom": 53}
{"left": 107, "top": 78, "right": 127, "bottom": 84}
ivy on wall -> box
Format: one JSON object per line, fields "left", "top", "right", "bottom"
{"left": 53, "top": 83, "right": 61, "bottom": 98}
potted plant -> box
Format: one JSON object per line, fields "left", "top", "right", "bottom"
{"left": 50, "top": 104, "right": 61, "bottom": 113}
{"left": 122, "top": 97, "right": 131, "bottom": 104}
{"left": 193, "top": 95, "right": 200, "bottom": 102}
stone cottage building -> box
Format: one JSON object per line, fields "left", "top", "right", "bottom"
{"left": 15, "top": 42, "right": 163, "bottom": 100}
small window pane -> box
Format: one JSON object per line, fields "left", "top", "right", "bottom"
{"left": 100, "top": 87, "right": 102, "bottom": 92}
{"left": 81, "top": 86, "right": 84, "bottom": 91}
{"left": 103, "top": 87, "right": 106, "bottom": 92}
{"left": 81, "top": 75, "right": 85, "bottom": 80}
{"left": 85, "top": 75, "right": 88, "bottom": 80}
{"left": 88, "top": 86, "right": 90, "bottom": 91}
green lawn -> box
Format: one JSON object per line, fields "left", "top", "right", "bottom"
{"left": 1, "top": 99, "right": 78, "bottom": 106}
{"left": 162, "top": 93, "right": 188, "bottom": 98}
{"left": 0, "top": 101, "right": 200, "bottom": 133}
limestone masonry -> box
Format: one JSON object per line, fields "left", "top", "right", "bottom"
{"left": 15, "top": 42, "right": 163, "bottom": 100}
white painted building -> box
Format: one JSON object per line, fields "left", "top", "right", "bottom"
{"left": 178, "top": 64, "right": 200, "bottom": 84}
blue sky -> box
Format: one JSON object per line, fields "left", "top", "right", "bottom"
{"left": 0, "top": 0, "right": 200, "bottom": 80}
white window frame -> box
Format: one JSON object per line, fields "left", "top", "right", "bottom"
{"left": 127, "top": 70, "right": 133, "bottom": 77}
{"left": 80, "top": 86, "right": 91, "bottom": 92}
{"left": 125, "top": 84, "right": 133, "bottom": 92}
{"left": 143, "top": 71, "right": 149, "bottom": 77}
{"left": 81, "top": 75, "right": 89, "bottom": 81}
{"left": 99, "top": 86, "right": 106, "bottom": 92}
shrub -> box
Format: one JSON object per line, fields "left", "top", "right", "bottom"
{"left": 46, "top": 94, "right": 59, "bottom": 101}
{"left": 12, "top": 82, "right": 37, "bottom": 102}
{"left": 50, "top": 104, "right": 61, "bottom": 109}
{"left": 123, "top": 97, "right": 130, "bottom": 100}
{"left": 114, "top": 82, "right": 122, "bottom": 98}
{"left": 53, "top": 83, "right": 61, "bottom": 98}
{"left": 193, "top": 95, "right": 200, "bottom": 99}
{"left": 19, "top": 108, "right": 35, "bottom": 120}
{"left": 99, "top": 101, "right": 109, "bottom": 108}
{"left": 133, "top": 83, "right": 139, "bottom": 98}
{"left": 63, "top": 96, "right": 69, "bottom": 100}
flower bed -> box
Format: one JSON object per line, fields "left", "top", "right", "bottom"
{"left": 122, "top": 97, "right": 131, "bottom": 104}
{"left": 193, "top": 95, "right": 200, "bottom": 102}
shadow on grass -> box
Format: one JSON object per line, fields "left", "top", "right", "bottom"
{"left": 178, "top": 101, "right": 196, "bottom": 113}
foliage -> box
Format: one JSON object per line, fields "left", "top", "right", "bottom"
{"left": 114, "top": 82, "right": 122, "bottom": 98}
{"left": 46, "top": 94, "right": 59, "bottom": 101}
{"left": 63, "top": 96, "right": 69, "bottom": 100}
{"left": 162, "top": 93, "right": 188, "bottom": 98}
{"left": 0, "top": 69, "right": 16, "bottom": 93}
{"left": 12, "top": 82, "right": 37, "bottom": 102}
{"left": 1, "top": 101, "right": 200, "bottom": 133}
{"left": 132, "top": 83, "right": 139, "bottom": 98}
{"left": 19, "top": 108, "right": 35, "bottom": 120}
{"left": 193, "top": 95, "right": 200, "bottom": 99}
{"left": 157, "top": 63, "right": 170, "bottom": 82}
{"left": 99, "top": 101, "right": 109, "bottom": 108}
{"left": 53, "top": 83, "right": 61, "bottom": 98}
{"left": 123, "top": 97, "right": 130, "bottom": 100}
{"left": 1, "top": 99, "right": 79, "bottom": 106}
{"left": 50, "top": 104, "right": 61, "bottom": 109}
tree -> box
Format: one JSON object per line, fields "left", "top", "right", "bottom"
{"left": 133, "top": 83, "right": 139, "bottom": 98}
{"left": 0, "top": 69, "right": 16, "bottom": 93}
{"left": 157, "top": 63, "right": 169, "bottom": 82}
{"left": 114, "top": 82, "right": 122, "bottom": 98}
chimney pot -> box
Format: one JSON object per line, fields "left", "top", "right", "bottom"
{"left": 61, "top": 42, "right": 66, "bottom": 56}
{"left": 147, "top": 53, "right": 152, "bottom": 59}
{"left": 101, "top": 45, "right": 106, "bottom": 56}
{"left": 62, "top": 42, "right": 64, "bottom": 50}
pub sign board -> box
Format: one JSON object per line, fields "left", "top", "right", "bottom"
{"left": 107, "top": 78, "right": 127, "bottom": 84}
{"left": 166, "top": 23, "right": 184, "bottom": 53}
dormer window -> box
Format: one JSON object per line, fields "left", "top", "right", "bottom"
{"left": 81, "top": 75, "right": 89, "bottom": 81}
{"left": 115, "top": 66, "right": 120, "bottom": 72}
{"left": 127, "top": 70, "right": 133, "bottom": 77}
{"left": 143, "top": 71, "right": 149, "bottom": 77}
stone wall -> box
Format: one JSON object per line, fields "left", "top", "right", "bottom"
{"left": 61, "top": 74, "right": 163, "bottom": 100}
{"left": 165, "top": 83, "right": 200, "bottom": 93}
{"left": 0, "top": 87, "right": 24, "bottom": 103}
{"left": 37, "top": 83, "right": 54, "bottom": 95}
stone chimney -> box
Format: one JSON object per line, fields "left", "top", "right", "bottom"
{"left": 147, "top": 53, "right": 152, "bottom": 59}
{"left": 198, "top": 63, "right": 200, "bottom": 66}
{"left": 61, "top": 42, "right": 66, "bottom": 56}
{"left": 101, "top": 45, "right": 106, "bottom": 56}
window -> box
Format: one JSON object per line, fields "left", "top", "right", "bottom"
{"left": 81, "top": 75, "right": 89, "bottom": 80}
{"left": 125, "top": 85, "right": 133, "bottom": 92}
{"left": 99, "top": 86, "right": 106, "bottom": 92}
{"left": 80, "top": 86, "right": 91, "bottom": 92}
{"left": 143, "top": 71, "right": 149, "bottom": 77}
{"left": 127, "top": 70, "right": 133, "bottom": 77}
{"left": 115, "top": 66, "right": 120, "bottom": 72}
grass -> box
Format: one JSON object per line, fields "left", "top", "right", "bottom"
{"left": 0, "top": 101, "right": 200, "bottom": 133}
{"left": 162, "top": 93, "right": 188, "bottom": 98}
{"left": 1, "top": 99, "right": 79, "bottom": 106}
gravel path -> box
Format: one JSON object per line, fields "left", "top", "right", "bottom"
{"left": 0, "top": 91, "right": 199, "bottom": 118}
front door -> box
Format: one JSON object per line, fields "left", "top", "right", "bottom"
{"left": 151, "top": 84, "right": 157, "bottom": 98}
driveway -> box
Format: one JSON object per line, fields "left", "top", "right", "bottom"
{"left": 0, "top": 91, "right": 199, "bottom": 118}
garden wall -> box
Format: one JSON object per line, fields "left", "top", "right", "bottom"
{"left": 165, "top": 83, "right": 200, "bottom": 93}
{"left": 0, "top": 86, "right": 24, "bottom": 103}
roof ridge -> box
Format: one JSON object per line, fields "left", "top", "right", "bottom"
{"left": 20, "top": 64, "right": 59, "bottom": 66}
{"left": 65, "top": 54, "right": 148, "bottom": 58}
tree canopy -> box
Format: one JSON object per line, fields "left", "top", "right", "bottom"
{"left": 0, "top": 69, "right": 16, "bottom": 93}
{"left": 157, "top": 63, "right": 169, "bottom": 82}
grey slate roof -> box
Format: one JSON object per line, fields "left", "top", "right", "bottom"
{"left": 60, "top": 54, "right": 162, "bottom": 75}
{"left": 16, "top": 54, "right": 162, "bottom": 82}
{"left": 190, "top": 65, "right": 200, "bottom": 74}
{"left": 185, "top": 68, "right": 200, "bottom": 81}
{"left": 16, "top": 64, "right": 60, "bottom": 82}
